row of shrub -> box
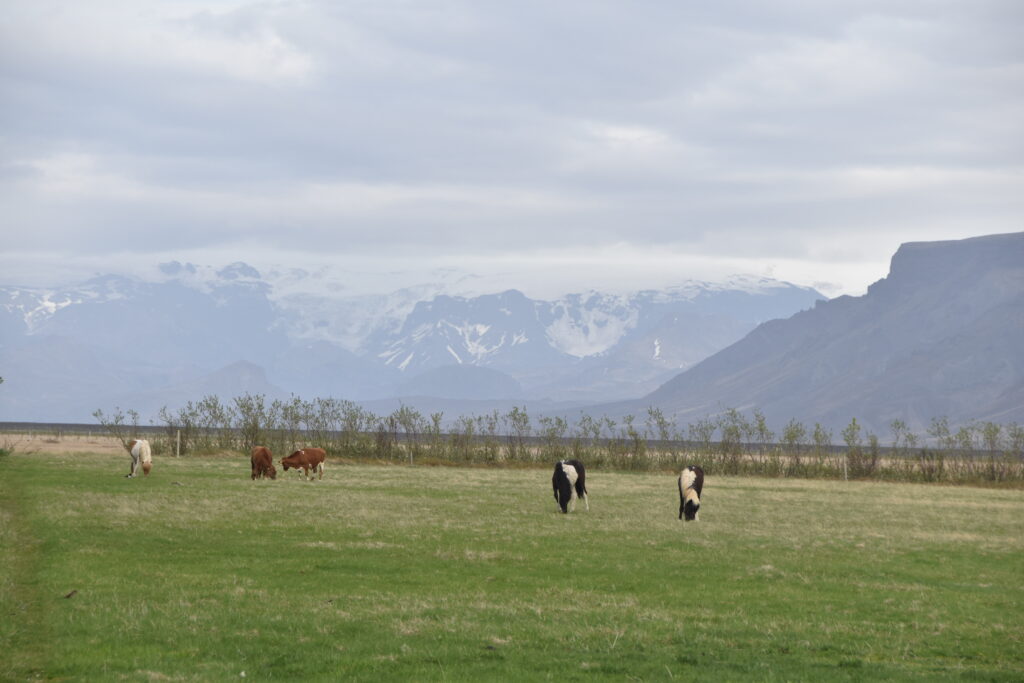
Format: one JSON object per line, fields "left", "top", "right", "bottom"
{"left": 92, "top": 395, "right": 1024, "bottom": 485}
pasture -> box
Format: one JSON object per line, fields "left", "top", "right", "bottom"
{"left": 2, "top": 450, "right": 1022, "bottom": 681}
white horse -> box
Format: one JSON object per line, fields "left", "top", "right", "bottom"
{"left": 126, "top": 439, "right": 152, "bottom": 478}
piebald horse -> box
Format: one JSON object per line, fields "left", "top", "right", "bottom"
{"left": 552, "top": 459, "right": 589, "bottom": 513}
{"left": 678, "top": 465, "right": 704, "bottom": 521}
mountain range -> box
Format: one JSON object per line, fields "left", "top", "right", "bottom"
{"left": 0, "top": 265, "right": 823, "bottom": 422}
{"left": 5, "top": 232, "right": 1017, "bottom": 437}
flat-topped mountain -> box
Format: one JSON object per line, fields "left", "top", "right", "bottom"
{"left": 633, "top": 232, "right": 1024, "bottom": 435}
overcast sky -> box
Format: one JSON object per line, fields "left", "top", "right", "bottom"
{"left": 2, "top": 1, "right": 1022, "bottom": 297}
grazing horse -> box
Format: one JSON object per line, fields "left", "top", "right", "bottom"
{"left": 678, "top": 465, "right": 705, "bottom": 521}
{"left": 552, "top": 459, "right": 589, "bottom": 513}
{"left": 281, "top": 447, "right": 326, "bottom": 480}
{"left": 125, "top": 439, "right": 152, "bottom": 478}
{"left": 250, "top": 446, "right": 277, "bottom": 480}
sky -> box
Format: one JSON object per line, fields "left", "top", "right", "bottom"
{"left": 1, "top": 1, "right": 1022, "bottom": 298}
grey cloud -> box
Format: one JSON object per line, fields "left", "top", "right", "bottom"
{"left": 1, "top": 1, "right": 1021, "bottom": 294}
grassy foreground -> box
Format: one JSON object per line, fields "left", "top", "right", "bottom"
{"left": 1, "top": 452, "right": 1022, "bottom": 681}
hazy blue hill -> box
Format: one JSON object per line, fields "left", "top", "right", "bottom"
{"left": 28, "top": 275, "right": 288, "bottom": 369}
{"left": 269, "top": 341, "right": 398, "bottom": 401}
{"left": 118, "top": 361, "right": 289, "bottom": 422}
{"left": 396, "top": 364, "right": 524, "bottom": 401}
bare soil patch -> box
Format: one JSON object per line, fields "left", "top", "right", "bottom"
{"left": 2, "top": 432, "right": 125, "bottom": 456}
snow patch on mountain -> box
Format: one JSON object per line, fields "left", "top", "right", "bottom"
{"left": 3, "top": 278, "right": 133, "bottom": 333}
{"left": 458, "top": 322, "right": 500, "bottom": 361}
{"left": 543, "top": 292, "right": 639, "bottom": 358}
{"left": 446, "top": 345, "right": 462, "bottom": 364}
{"left": 649, "top": 275, "right": 797, "bottom": 302}
{"left": 17, "top": 293, "right": 79, "bottom": 332}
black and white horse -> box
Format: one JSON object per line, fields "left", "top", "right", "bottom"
{"left": 678, "top": 465, "right": 704, "bottom": 521}
{"left": 552, "top": 459, "right": 589, "bottom": 513}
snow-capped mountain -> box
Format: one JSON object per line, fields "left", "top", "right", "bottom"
{"left": 0, "top": 262, "right": 824, "bottom": 421}
{"left": 371, "top": 280, "right": 826, "bottom": 400}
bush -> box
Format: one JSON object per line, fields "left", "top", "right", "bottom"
{"left": 91, "top": 397, "right": 1024, "bottom": 487}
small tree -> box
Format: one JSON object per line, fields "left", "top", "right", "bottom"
{"left": 928, "top": 416, "right": 954, "bottom": 452}
{"left": 476, "top": 410, "right": 501, "bottom": 462}
{"left": 979, "top": 421, "right": 1003, "bottom": 454}
{"left": 393, "top": 404, "right": 425, "bottom": 464}
{"left": 811, "top": 423, "right": 832, "bottom": 451}
{"left": 504, "top": 406, "right": 531, "bottom": 460}
{"left": 234, "top": 393, "right": 268, "bottom": 452}
{"left": 93, "top": 406, "right": 140, "bottom": 450}
{"left": 538, "top": 416, "right": 568, "bottom": 462}
{"left": 752, "top": 409, "right": 775, "bottom": 457}
{"left": 781, "top": 418, "right": 807, "bottom": 473}
{"left": 781, "top": 418, "right": 807, "bottom": 452}
{"left": 688, "top": 418, "right": 716, "bottom": 462}
{"left": 646, "top": 407, "right": 676, "bottom": 458}
{"left": 375, "top": 414, "right": 399, "bottom": 460}
{"left": 576, "top": 413, "right": 602, "bottom": 449}
{"left": 425, "top": 411, "right": 445, "bottom": 459}
{"left": 158, "top": 403, "right": 199, "bottom": 455}
{"left": 449, "top": 415, "right": 475, "bottom": 461}
{"left": 890, "top": 419, "right": 908, "bottom": 451}
{"left": 717, "top": 409, "right": 748, "bottom": 472}
{"left": 841, "top": 417, "right": 863, "bottom": 479}
{"left": 865, "top": 432, "right": 881, "bottom": 476}
{"left": 622, "top": 414, "right": 646, "bottom": 465}
{"left": 1006, "top": 423, "right": 1024, "bottom": 459}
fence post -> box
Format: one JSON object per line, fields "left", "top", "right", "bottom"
{"left": 176, "top": 430, "right": 181, "bottom": 458}
{"left": 843, "top": 452, "right": 848, "bottom": 481}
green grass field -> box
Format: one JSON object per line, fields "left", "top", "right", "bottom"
{"left": 2, "top": 451, "right": 1022, "bottom": 681}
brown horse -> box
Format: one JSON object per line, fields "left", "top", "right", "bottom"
{"left": 251, "top": 446, "right": 277, "bottom": 480}
{"left": 281, "top": 448, "right": 326, "bottom": 480}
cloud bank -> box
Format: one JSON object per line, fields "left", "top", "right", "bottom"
{"left": 2, "top": 1, "right": 1022, "bottom": 295}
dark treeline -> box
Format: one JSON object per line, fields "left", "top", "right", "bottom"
{"left": 88, "top": 394, "right": 1024, "bottom": 485}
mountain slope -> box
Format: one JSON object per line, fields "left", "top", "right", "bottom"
{"left": 635, "top": 232, "right": 1024, "bottom": 435}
